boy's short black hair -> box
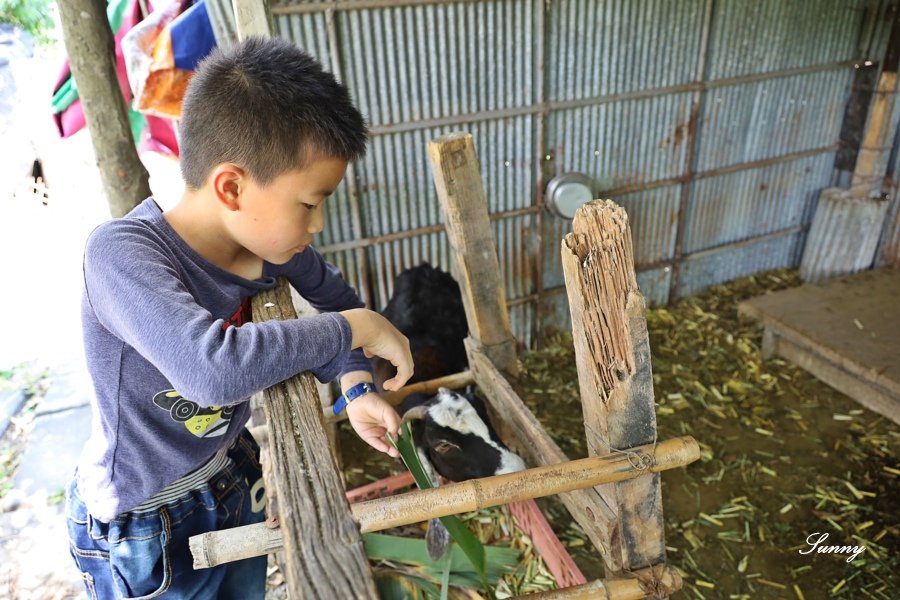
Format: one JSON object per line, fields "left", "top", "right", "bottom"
{"left": 179, "top": 36, "right": 368, "bottom": 189}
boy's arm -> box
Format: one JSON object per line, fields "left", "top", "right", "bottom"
{"left": 281, "top": 246, "right": 365, "bottom": 313}
{"left": 84, "top": 224, "right": 359, "bottom": 407}
{"left": 277, "top": 247, "right": 375, "bottom": 377}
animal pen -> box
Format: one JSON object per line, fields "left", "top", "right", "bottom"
{"left": 167, "top": 0, "right": 900, "bottom": 597}
{"left": 32, "top": 0, "right": 898, "bottom": 592}
{"left": 188, "top": 133, "right": 700, "bottom": 598}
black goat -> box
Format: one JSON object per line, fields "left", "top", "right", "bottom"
{"left": 372, "top": 263, "right": 468, "bottom": 389}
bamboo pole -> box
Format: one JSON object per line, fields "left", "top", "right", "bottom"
{"left": 354, "top": 436, "right": 697, "bottom": 532}
{"left": 190, "top": 523, "right": 283, "bottom": 572}
{"left": 190, "top": 436, "right": 699, "bottom": 567}
{"left": 512, "top": 566, "right": 682, "bottom": 600}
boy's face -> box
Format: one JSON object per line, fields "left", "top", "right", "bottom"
{"left": 232, "top": 156, "right": 347, "bottom": 265}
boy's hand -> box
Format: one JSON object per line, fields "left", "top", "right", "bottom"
{"left": 340, "top": 309, "right": 414, "bottom": 390}
{"left": 345, "top": 393, "right": 401, "bottom": 458}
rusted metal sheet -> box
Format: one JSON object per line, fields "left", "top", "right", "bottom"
{"left": 538, "top": 290, "right": 572, "bottom": 337}
{"left": 800, "top": 188, "right": 891, "bottom": 283}
{"left": 266, "top": 0, "right": 899, "bottom": 344}
{"left": 322, "top": 247, "right": 371, "bottom": 304}
{"left": 696, "top": 70, "right": 853, "bottom": 172}
{"left": 272, "top": 11, "right": 332, "bottom": 66}
{"left": 704, "top": 0, "right": 864, "bottom": 80}
{"left": 546, "top": 0, "right": 704, "bottom": 99}
{"left": 684, "top": 154, "right": 834, "bottom": 254}
{"left": 614, "top": 185, "right": 681, "bottom": 266}
{"left": 355, "top": 117, "right": 535, "bottom": 241}
{"left": 636, "top": 268, "right": 673, "bottom": 308}
{"left": 541, "top": 215, "right": 569, "bottom": 292}
{"left": 678, "top": 232, "right": 806, "bottom": 298}
{"left": 508, "top": 302, "right": 535, "bottom": 350}
{"left": 545, "top": 94, "right": 693, "bottom": 190}
{"left": 336, "top": 1, "right": 535, "bottom": 127}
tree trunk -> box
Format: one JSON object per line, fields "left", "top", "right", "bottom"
{"left": 57, "top": 0, "right": 151, "bottom": 217}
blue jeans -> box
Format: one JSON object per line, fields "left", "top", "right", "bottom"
{"left": 65, "top": 430, "right": 267, "bottom": 599}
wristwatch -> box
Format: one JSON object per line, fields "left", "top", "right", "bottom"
{"left": 332, "top": 381, "right": 377, "bottom": 415}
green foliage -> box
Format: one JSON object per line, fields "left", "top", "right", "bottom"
{"left": 47, "top": 486, "right": 65, "bottom": 505}
{"left": 365, "top": 533, "right": 519, "bottom": 587}
{"left": 0, "top": 0, "right": 55, "bottom": 43}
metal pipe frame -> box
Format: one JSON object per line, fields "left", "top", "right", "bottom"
{"left": 359, "top": 61, "right": 859, "bottom": 137}
{"left": 287, "top": 0, "right": 864, "bottom": 320}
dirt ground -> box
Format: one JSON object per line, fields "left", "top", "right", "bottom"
{"left": 341, "top": 269, "right": 899, "bottom": 599}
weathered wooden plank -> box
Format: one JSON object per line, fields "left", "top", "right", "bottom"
{"left": 852, "top": 70, "right": 898, "bottom": 192}
{"left": 189, "top": 436, "right": 699, "bottom": 566}
{"left": 289, "top": 288, "right": 341, "bottom": 469}
{"left": 761, "top": 326, "right": 899, "bottom": 425}
{"left": 561, "top": 200, "right": 667, "bottom": 575}
{"left": 232, "top": 0, "right": 271, "bottom": 39}
{"left": 466, "top": 340, "right": 624, "bottom": 573}
{"left": 737, "top": 268, "right": 900, "bottom": 401}
{"left": 249, "top": 279, "right": 378, "bottom": 599}
{"left": 427, "top": 132, "right": 518, "bottom": 376}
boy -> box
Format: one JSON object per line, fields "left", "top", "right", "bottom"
{"left": 65, "top": 36, "right": 413, "bottom": 599}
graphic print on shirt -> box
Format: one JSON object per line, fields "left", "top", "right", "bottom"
{"left": 152, "top": 390, "right": 234, "bottom": 438}
{"left": 223, "top": 296, "right": 252, "bottom": 330}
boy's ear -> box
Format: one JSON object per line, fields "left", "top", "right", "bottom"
{"left": 210, "top": 164, "right": 245, "bottom": 211}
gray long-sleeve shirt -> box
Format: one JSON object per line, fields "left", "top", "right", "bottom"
{"left": 76, "top": 198, "right": 370, "bottom": 520}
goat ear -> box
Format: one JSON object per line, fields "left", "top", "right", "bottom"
{"left": 433, "top": 439, "right": 460, "bottom": 454}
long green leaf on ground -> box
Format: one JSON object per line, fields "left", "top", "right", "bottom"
{"left": 388, "top": 423, "right": 497, "bottom": 592}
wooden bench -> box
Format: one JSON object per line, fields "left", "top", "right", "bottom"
{"left": 738, "top": 268, "right": 900, "bottom": 425}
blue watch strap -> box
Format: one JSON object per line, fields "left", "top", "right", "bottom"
{"left": 332, "top": 382, "right": 377, "bottom": 415}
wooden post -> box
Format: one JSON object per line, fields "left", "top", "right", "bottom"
{"left": 190, "top": 436, "right": 699, "bottom": 567}
{"left": 232, "top": 0, "right": 272, "bottom": 39}
{"left": 290, "top": 288, "right": 341, "bottom": 469}
{"left": 561, "top": 200, "right": 667, "bottom": 577}
{"left": 427, "top": 133, "right": 519, "bottom": 377}
{"left": 56, "top": 0, "right": 151, "bottom": 217}
{"left": 466, "top": 343, "right": 625, "bottom": 572}
{"left": 851, "top": 15, "right": 900, "bottom": 193}
{"left": 248, "top": 279, "right": 378, "bottom": 598}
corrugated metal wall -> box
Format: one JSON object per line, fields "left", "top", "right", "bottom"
{"left": 270, "top": 0, "right": 898, "bottom": 347}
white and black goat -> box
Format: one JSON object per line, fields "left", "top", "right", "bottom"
{"left": 399, "top": 388, "right": 525, "bottom": 483}
{"left": 399, "top": 387, "right": 525, "bottom": 558}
